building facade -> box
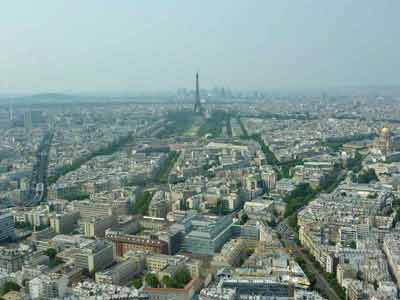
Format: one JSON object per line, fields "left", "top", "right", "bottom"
{"left": 0, "top": 212, "right": 16, "bottom": 242}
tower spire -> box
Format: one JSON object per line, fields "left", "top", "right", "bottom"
{"left": 194, "top": 72, "right": 201, "bottom": 113}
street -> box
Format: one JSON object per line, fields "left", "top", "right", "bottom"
{"left": 278, "top": 219, "right": 342, "bottom": 300}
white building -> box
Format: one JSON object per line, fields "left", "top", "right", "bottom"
{"left": 29, "top": 274, "right": 68, "bottom": 300}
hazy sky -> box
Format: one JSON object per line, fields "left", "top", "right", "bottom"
{"left": 1, "top": 1, "right": 399, "bottom": 94}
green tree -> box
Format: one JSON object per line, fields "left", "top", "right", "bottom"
{"left": 0, "top": 282, "right": 20, "bottom": 296}
{"left": 132, "top": 277, "right": 143, "bottom": 289}
{"left": 154, "top": 151, "right": 180, "bottom": 184}
{"left": 288, "top": 214, "right": 298, "bottom": 230}
{"left": 249, "top": 134, "right": 279, "bottom": 165}
{"left": 349, "top": 241, "right": 357, "bottom": 249}
{"left": 240, "top": 213, "right": 249, "bottom": 225}
{"left": 62, "top": 191, "right": 90, "bottom": 201}
{"left": 162, "top": 275, "right": 177, "bottom": 288}
{"left": 356, "top": 270, "right": 363, "bottom": 281}
{"left": 132, "top": 191, "right": 154, "bottom": 215}
{"left": 309, "top": 273, "right": 317, "bottom": 287}
{"left": 145, "top": 273, "right": 160, "bottom": 288}
{"left": 295, "top": 257, "right": 306, "bottom": 267}
{"left": 284, "top": 183, "right": 316, "bottom": 218}
{"left": 197, "top": 111, "right": 230, "bottom": 138}
{"left": 356, "top": 168, "right": 378, "bottom": 184}
{"left": 393, "top": 208, "right": 400, "bottom": 227}
{"left": 175, "top": 267, "right": 191, "bottom": 288}
{"left": 155, "top": 111, "right": 197, "bottom": 138}
{"left": 373, "top": 280, "right": 379, "bottom": 290}
{"left": 346, "top": 151, "right": 364, "bottom": 173}
{"left": 45, "top": 248, "right": 57, "bottom": 259}
{"left": 48, "top": 257, "right": 62, "bottom": 268}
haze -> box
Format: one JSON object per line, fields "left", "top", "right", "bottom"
{"left": 1, "top": 1, "right": 399, "bottom": 94}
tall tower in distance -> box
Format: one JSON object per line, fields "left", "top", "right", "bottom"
{"left": 8, "top": 102, "right": 13, "bottom": 122}
{"left": 194, "top": 72, "right": 202, "bottom": 113}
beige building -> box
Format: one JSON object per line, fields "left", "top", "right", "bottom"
{"left": 49, "top": 211, "right": 79, "bottom": 234}
{"left": 72, "top": 201, "right": 115, "bottom": 221}
{"left": 383, "top": 234, "right": 400, "bottom": 287}
{"left": 212, "top": 238, "right": 246, "bottom": 267}
{"left": 95, "top": 257, "right": 144, "bottom": 285}
{"left": 83, "top": 215, "right": 116, "bottom": 238}
{"left": 73, "top": 240, "right": 114, "bottom": 273}
{"left": 372, "top": 125, "right": 391, "bottom": 155}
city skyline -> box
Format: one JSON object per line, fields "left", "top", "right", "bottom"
{"left": 2, "top": 3, "right": 400, "bottom": 300}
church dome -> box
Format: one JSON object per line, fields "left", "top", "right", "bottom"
{"left": 381, "top": 125, "right": 390, "bottom": 135}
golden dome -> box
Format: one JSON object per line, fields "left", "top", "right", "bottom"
{"left": 381, "top": 125, "right": 390, "bottom": 135}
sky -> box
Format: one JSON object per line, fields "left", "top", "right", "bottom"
{"left": 1, "top": 1, "right": 399, "bottom": 94}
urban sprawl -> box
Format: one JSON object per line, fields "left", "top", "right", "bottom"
{"left": 1, "top": 80, "right": 400, "bottom": 300}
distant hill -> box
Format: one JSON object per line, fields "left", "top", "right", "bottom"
{"left": 0, "top": 92, "right": 174, "bottom": 105}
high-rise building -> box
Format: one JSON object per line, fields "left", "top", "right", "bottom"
{"left": 0, "top": 211, "right": 16, "bottom": 242}
{"left": 24, "top": 111, "right": 32, "bottom": 131}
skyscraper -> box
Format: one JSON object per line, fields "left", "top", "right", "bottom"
{"left": 0, "top": 211, "right": 16, "bottom": 242}
{"left": 194, "top": 72, "right": 202, "bottom": 113}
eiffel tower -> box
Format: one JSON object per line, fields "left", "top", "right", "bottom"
{"left": 194, "top": 72, "right": 202, "bottom": 113}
